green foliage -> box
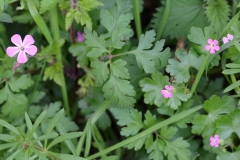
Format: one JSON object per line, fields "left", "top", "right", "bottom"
{"left": 40, "top": 0, "right": 59, "bottom": 14}
{"left": 192, "top": 95, "right": 235, "bottom": 138}
{"left": 69, "top": 43, "right": 90, "bottom": 67}
{"left": 205, "top": 0, "right": 230, "bottom": 35}
{"left": 0, "top": 109, "right": 84, "bottom": 160}
{"left": 102, "top": 74, "right": 136, "bottom": 107}
{"left": 151, "top": 0, "right": 208, "bottom": 39}
{"left": 43, "top": 62, "right": 63, "bottom": 86}
{"left": 0, "top": 75, "right": 33, "bottom": 118}
{"left": 65, "top": 0, "right": 103, "bottom": 30}
{"left": 166, "top": 49, "right": 204, "bottom": 83}
{"left": 139, "top": 72, "right": 170, "bottom": 107}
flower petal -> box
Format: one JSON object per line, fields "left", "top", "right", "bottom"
{"left": 165, "top": 85, "right": 170, "bottom": 90}
{"left": 214, "top": 135, "right": 219, "bottom": 139}
{"left": 205, "top": 45, "right": 211, "bottom": 51}
{"left": 25, "top": 45, "right": 37, "bottom": 56}
{"left": 6, "top": 46, "right": 20, "bottom": 57}
{"left": 214, "top": 46, "right": 220, "bottom": 51}
{"left": 11, "top": 34, "right": 22, "bottom": 47}
{"left": 207, "top": 39, "right": 213, "bottom": 44}
{"left": 169, "top": 86, "right": 173, "bottom": 91}
{"left": 212, "top": 40, "right": 218, "bottom": 45}
{"left": 23, "top": 35, "right": 35, "bottom": 46}
{"left": 17, "top": 51, "right": 28, "bottom": 63}
{"left": 210, "top": 48, "right": 215, "bottom": 54}
{"left": 227, "top": 34, "right": 233, "bottom": 41}
{"left": 222, "top": 37, "right": 228, "bottom": 44}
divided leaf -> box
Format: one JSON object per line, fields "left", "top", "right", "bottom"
{"left": 8, "top": 75, "right": 34, "bottom": 92}
{"left": 166, "top": 49, "right": 204, "bottom": 83}
{"left": 192, "top": 95, "right": 235, "bottom": 138}
{"left": 85, "top": 28, "right": 108, "bottom": 59}
{"left": 216, "top": 109, "right": 240, "bottom": 139}
{"left": 43, "top": 63, "right": 63, "bottom": 86}
{"left": 40, "top": 0, "right": 58, "bottom": 14}
{"left": 111, "top": 59, "right": 130, "bottom": 79}
{"left": 110, "top": 108, "right": 143, "bottom": 136}
{"left": 102, "top": 75, "right": 136, "bottom": 107}
{"left": 100, "top": 0, "right": 133, "bottom": 49}
{"left": 139, "top": 72, "right": 170, "bottom": 107}
{"left": 91, "top": 60, "right": 109, "bottom": 86}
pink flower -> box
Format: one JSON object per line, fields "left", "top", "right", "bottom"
{"left": 6, "top": 34, "right": 37, "bottom": 64}
{"left": 205, "top": 39, "right": 220, "bottom": 54}
{"left": 210, "top": 135, "right": 221, "bottom": 148}
{"left": 161, "top": 85, "right": 173, "bottom": 98}
{"left": 222, "top": 34, "right": 233, "bottom": 44}
{"left": 76, "top": 31, "right": 84, "bottom": 42}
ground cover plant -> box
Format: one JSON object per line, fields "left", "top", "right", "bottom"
{"left": 0, "top": 0, "right": 240, "bottom": 159}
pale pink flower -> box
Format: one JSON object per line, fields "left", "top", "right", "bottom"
{"left": 210, "top": 135, "right": 221, "bottom": 148}
{"left": 76, "top": 31, "right": 84, "bottom": 42}
{"left": 205, "top": 39, "right": 220, "bottom": 54}
{"left": 222, "top": 34, "right": 233, "bottom": 44}
{"left": 6, "top": 34, "right": 37, "bottom": 64}
{"left": 161, "top": 85, "right": 173, "bottom": 98}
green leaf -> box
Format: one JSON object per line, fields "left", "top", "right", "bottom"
{"left": 111, "top": 59, "right": 130, "bottom": 79}
{"left": 100, "top": 0, "right": 132, "bottom": 33}
{"left": 226, "top": 46, "right": 240, "bottom": 63}
{"left": 49, "top": 152, "right": 87, "bottom": 160}
{"left": 0, "top": 134, "right": 15, "bottom": 141}
{"left": 192, "top": 95, "right": 235, "bottom": 137}
{"left": 6, "top": 149, "right": 21, "bottom": 160}
{"left": 217, "top": 151, "right": 240, "bottom": 160}
{"left": 166, "top": 49, "right": 204, "bottom": 83}
{"left": 65, "top": 8, "right": 75, "bottom": 31}
{"left": 0, "top": 142, "right": 18, "bottom": 151}
{"left": 151, "top": 0, "right": 208, "bottom": 39}
{"left": 188, "top": 26, "right": 215, "bottom": 53}
{"left": 91, "top": 60, "right": 109, "bottom": 86}
{"left": 148, "top": 40, "right": 171, "bottom": 69}
{"left": 84, "top": 28, "right": 108, "bottom": 58}
{"left": 69, "top": 43, "right": 90, "bottom": 67}
{"left": 47, "top": 132, "right": 83, "bottom": 149}
{"left": 8, "top": 75, "right": 34, "bottom": 92}
{"left": 1, "top": 87, "right": 27, "bottom": 118}
{"left": 139, "top": 72, "right": 170, "bottom": 107}
{"left": 147, "top": 139, "right": 164, "bottom": 160}
{"left": 162, "top": 137, "right": 191, "bottom": 160}
{"left": 39, "top": 0, "right": 58, "bottom": 14}
{"left": 133, "top": 30, "right": 156, "bottom": 73}
{"left": 0, "top": 12, "right": 12, "bottom": 23}
{"left": 102, "top": 75, "right": 136, "bottom": 107}
{"left": 216, "top": 109, "right": 240, "bottom": 139}
{"left": 32, "top": 133, "right": 58, "bottom": 143}
{"left": 79, "top": 0, "right": 103, "bottom": 11}
{"left": 205, "top": 0, "right": 230, "bottom": 34}
{"left": 160, "top": 126, "right": 178, "bottom": 140}
{"left": 110, "top": 108, "right": 144, "bottom": 136}
{"left": 41, "top": 102, "right": 79, "bottom": 133}
{"left": 0, "top": 120, "right": 19, "bottom": 135}
{"left": 100, "top": 0, "right": 133, "bottom": 48}
{"left": 143, "top": 111, "right": 157, "bottom": 128}
{"left": 223, "top": 80, "right": 240, "bottom": 93}
{"left": 43, "top": 62, "right": 63, "bottom": 86}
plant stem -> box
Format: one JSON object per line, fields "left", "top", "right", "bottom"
{"left": 155, "top": 0, "right": 171, "bottom": 42}
{"left": 76, "top": 101, "right": 111, "bottom": 156}
{"left": 191, "top": 54, "right": 210, "bottom": 93}
{"left": 50, "top": 8, "right": 70, "bottom": 117}
{"left": 87, "top": 105, "right": 202, "bottom": 159}
{"left": 132, "top": 0, "right": 142, "bottom": 39}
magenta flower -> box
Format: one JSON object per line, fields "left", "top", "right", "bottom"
{"left": 210, "top": 135, "right": 221, "bottom": 148}
{"left": 76, "top": 31, "right": 84, "bottom": 42}
{"left": 161, "top": 85, "right": 173, "bottom": 98}
{"left": 205, "top": 39, "right": 220, "bottom": 54}
{"left": 6, "top": 34, "right": 37, "bottom": 64}
{"left": 222, "top": 34, "right": 233, "bottom": 44}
